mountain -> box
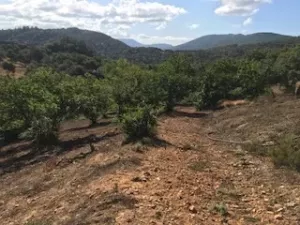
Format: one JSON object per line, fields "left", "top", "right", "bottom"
{"left": 120, "top": 39, "right": 144, "bottom": 47}
{"left": 147, "top": 43, "right": 173, "bottom": 50}
{"left": 175, "top": 33, "right": 294, "bottom": 50}
{"left": 0, "top": 27, "right": 130, "bottom": 58}
{"left": 120, "top": 38, "right": 173, "bottom": 50}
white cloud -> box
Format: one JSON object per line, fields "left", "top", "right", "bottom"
{"left": 215, "top": 0, "right": 272, "bottom": 16}
{"left": 188, "top": 24, "right": 200, "bottom": 30}
{"left": 0, "top": 0, "right": 186, "bottom": 38}
{"left": 243, "top": 17, "right": 252, "bottom": 26}
{"left": 241, "top": 29, "right": 248, "bottom": 34}
{"left": 135, "top": 34, "right": 190, "bottom": 45}
{"left": 155, "top": 22, "right": 167, "bottom": 30}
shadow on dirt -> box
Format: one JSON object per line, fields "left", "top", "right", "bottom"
{"left": 170, "top": 110, "right": 210, "bottom": 119}
{"left": 0, "top": 132, "right": 120, "bottom": 176}
{"left": 62, "top": 121, "right": 112, "bottom": 133}
{"left": 63, "top": 193, "right": 137, "bottom": 225}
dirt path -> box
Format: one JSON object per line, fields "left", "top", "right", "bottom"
{"left": 1, "top": 103, "right": 300, "bottom": 225}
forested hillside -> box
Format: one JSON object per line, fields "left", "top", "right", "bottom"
{"left": 0, "top": 27, "right": 130, "bottom": 58}
{"left": 120, "top": 38, "right": 173, "bottom": 50}
{"left": 1, "top": 28, "right": 300, "bottom": 65}
{"left": 175, "top": 33, "right": 295, "bottom": 50}
{"left": 0, "top": 37, "right": 105, "bottom": 76}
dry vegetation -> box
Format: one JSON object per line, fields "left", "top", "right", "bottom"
{"left": 1, "top": 94, "right": 300, "bottom": 225}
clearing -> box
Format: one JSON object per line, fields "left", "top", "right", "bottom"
{"left": 1, "top": 94, "right": 300, "bottom": 225}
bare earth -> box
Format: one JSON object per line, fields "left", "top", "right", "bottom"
{"left": 1, "top": 95, "right": 300, "bottom": 225}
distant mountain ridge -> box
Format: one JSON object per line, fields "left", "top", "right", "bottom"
{"left": 0, "top": 27, "right": 130, "bottom": 58}
{"left": 0, "top": 27, "right": 298, "bottom": 62}
{"left": 174, "top": 33, "right": 295, "bottom": 50}
{"left": 120, "top": 38, "right": 173, "bottom": 50}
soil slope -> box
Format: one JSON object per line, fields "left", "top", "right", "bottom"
{"left": 1, "top": 95, "right": 300, "bottom": 225}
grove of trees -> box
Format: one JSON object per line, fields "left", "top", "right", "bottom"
{"left": 1, "top": 37, "right": 300, "bottom": 146}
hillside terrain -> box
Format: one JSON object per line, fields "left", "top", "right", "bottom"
{"left": 1, "top": 94, "right": 300, "bottom": 224}
{"left": 0, "top": 27, "right": 130, "bottom": 58}
{"left": 1, "top": 24, "right": 300, "bottom": 225}
{"left": 175, "top": 33, "right": 295, "bottom": 50}
{"left": 1, "top": 28, "right": 299, "bottom": 63}
{"left": 120, "top": 39, "right": 173, "bottom": 50}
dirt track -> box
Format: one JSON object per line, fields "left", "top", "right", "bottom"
{"left": 1, "top": 95, "right": 300, "bottom": 225}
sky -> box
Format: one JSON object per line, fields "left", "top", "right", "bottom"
{"left": 0, "top": 0, "right": 299, "bottom": 45}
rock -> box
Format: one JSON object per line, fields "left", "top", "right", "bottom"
{"left": 274, "top": 204, "right": 282, "bottom": 209}
{"left": 188, "top": 205, "right": 197, "bottom": 214}
{"left": 286, "top": 202, "right": 297, "bottom": 208}
{"left": 177, "top": 190, "right": 183, "bottom": 200}
{"left": 150, "top": 204, "right": 157, "bottom": 209}
{"left": 276, "top": 208, "right": 284, "bottom": 213}
{"left": 144, "top": 171, "right": 151, "bottom": 177}
{"left": 131, "top": 176, "right": 147, "bottom": 182}
{"left": 274, "top": 214, "right": 283, "bottom": 220}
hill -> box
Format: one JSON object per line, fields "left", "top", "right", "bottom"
{"left": 0, "top": 27, "right": 130, "bottom": 58}
{"left": 119, "top": 39, "right": 144, "bottom": 48}
{"left": 120, "top": 38, "right": 173, "bottom": 50}
{"left": 147, "top": 43, "right": 173, "bottom": 50}
{"left": 175, "top": 33, "right": 295, "bottom": 50}
{"left": 1, "top": 98, "right": 300, "bottom": 224}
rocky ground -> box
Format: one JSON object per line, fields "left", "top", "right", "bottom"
{"left": 1, "top": 95, "right": 300, "bottom": 225}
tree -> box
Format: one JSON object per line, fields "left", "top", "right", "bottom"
{"left": 2, "top": 61, "right": 15, "bottom": 73}
{"left": 120, "top": 106, "right": 157, "bottom": 141}
{"left": 156, "top": 54, "right": 195, "bottom": 111}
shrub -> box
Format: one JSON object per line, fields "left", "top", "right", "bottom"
{"left": 269, "top": 135, "right": 300, "bottom": 171}
{"left": 24, "top": 117, "right": 59, "bottom": 146}
{"left": 2, "top": 61, "right": 15, "bottom": 73}
{"left": 212, "top": 203, "right": 229, "bottom": 217}
{"left": 242, "top": 141, "right": 269, "bottom": 156}
{"left": 120, "top": 106, "right": 157, "bottom": 141}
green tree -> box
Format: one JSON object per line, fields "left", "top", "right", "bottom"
{"left": 2, "top": 61, "right": 15, "bottom": 73}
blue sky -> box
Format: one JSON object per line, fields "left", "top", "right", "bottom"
{"left": 0, "top": 0, "right": 299, "bottom": 45}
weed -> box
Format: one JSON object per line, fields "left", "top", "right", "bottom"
{"left": 212, "top": 203, "right": 229, "bottom": 217}
{"left": 181, "top": 143, "right": 194, "bottom": 151}
{"left": 243, "top": 216, "right": 260, "bottom": 223}
{"left": 217, "top": 188, "right": 242, "bottom": 200}
{"left": 189, "top": 160, "right": 209, "bottom": 172}
{"left": 216, "top": 180, "right": 242, "bottom": 200}
{"left": 269, "top": 134, "right": 300, "bottom": 171}
{"left": 243, "top": 141, "right": 268, "bottom": 156}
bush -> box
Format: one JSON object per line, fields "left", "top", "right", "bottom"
{"left": 24, "top": 117, "right": 59, "bottom": 146}
{"left": 269, "top": 135, "right": 300, "bottom": 171}
{"left": 2, "top": 61, "right": 15, "bottom": 73}
{"left": 120, "top": 106, "right": 157, "bottom": 141}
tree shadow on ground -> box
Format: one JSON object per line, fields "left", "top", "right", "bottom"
{"left": 0, "top": 132, "right": 120, "bottom": 176}
{"left": 62, "top": 192, "right": 137, "bottom": 225}
{"left": 170, "top": 110, "right": 210, "bottom": 119}
{"left": 62, "top": 121, "right": 112, "bottom": 133}
{"left": 122, "top": 136, "right": 173, "bottom": 149}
